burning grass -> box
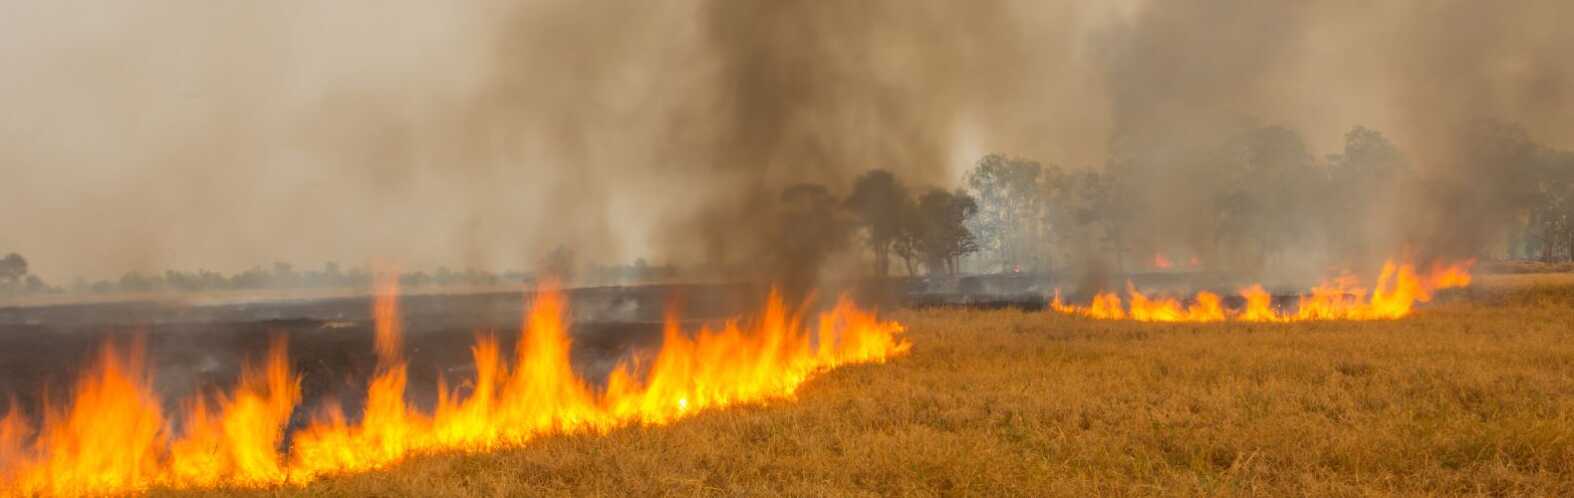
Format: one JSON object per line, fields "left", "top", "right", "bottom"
{"left": 150, "top": 280, "right": 1574, "bottom": 497}
{"left": 0, "top": 282, "right": 908, "bottom": 496}
{"left": 1052, "top": 258, "right": 1476, "bottom": 322}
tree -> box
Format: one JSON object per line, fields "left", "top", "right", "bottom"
{"left": 1034, "top": 164, "right": 1070, "bottom": 272}
{"left": 271, "top": 262, "right": 300, "bottom": 288}
{"left": 915, "top": 189, "right": 980, "bottom": 275}
{"left": 1052, "top": 170, "right": 1123, "bottom": 262}
{"left": 1446, "top": 119, "right": 1544, "bottom": 257}
{"left": 1208, "top": 126, "right": 1321, "bottom": 271}
{"left": 891, "top": 201, "right": 924, "bottom": 276}
{"left": 118, "top": 271, "right": 162, "bottom": 293}
{"left": 1528, "top": 149, "right": 1574, "bottom": 261}
{"left": 966, "top": 155, "right": 1045, "bottom": 272}
{"left": 1326, "top": 126, "right": 1410, "bottom": 265}
{"left": 845, "top": 169, "right": 912, "bottom": 277}
{"left": 777, "top": 183, "right": 854, "bottom": 283}
{"left": 0, "top": 253, "right": 27, "bottom": 285}
{"left": 540, "top": 245, "right": 577, "bottom": 283}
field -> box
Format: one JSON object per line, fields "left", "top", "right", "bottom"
{"left": 139, "top": 281, "right": 1574, "bottom": 497}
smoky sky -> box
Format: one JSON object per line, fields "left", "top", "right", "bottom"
{"left": 1, "top": 0, "right": 1569, "bottom": 281}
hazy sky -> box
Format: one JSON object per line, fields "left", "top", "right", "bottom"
{"left": 1, "top": 0, "right": 1568, "bottom": 281}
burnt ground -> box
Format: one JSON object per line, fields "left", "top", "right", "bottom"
{"left": 0, "top": 273, "right": 1330, "bottom": 431}
{"left": 0, "top": 283, "right": 767, "bottom": 426}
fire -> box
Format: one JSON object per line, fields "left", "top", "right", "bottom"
{"left": 0, "top": 282, "right": 908, "bottom": 495}
{"left": 1152, "top": 253, "right": 1173, "bottom": 269}
{"left": 1051, "top": 258, "right": 1474, "bottom": 322}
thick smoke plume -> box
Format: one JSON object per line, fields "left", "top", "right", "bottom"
{"left": 0, "top": 0, "right": 1568, "bottom": 285}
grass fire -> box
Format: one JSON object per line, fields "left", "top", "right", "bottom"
{"left": 0, "top": 279, "right": 907, "bottom": 495}
{"left": 5, "top": 0, "right": 1574, "bottom": 496}
{"left": 1051, "top": 258, "right": 1476, "bottom": 322}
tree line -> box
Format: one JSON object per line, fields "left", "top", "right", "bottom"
{"left": 844, "top": 171, "right": 980, "bottom": 277}
{"left": 0, "top": 256, "right": 689, "bottom": 298}
{"left": 7, "top": 118, "right": 1572, "bottom": 297}
{"left": 953, "top": 121, "right": 1574, "bottom": 276}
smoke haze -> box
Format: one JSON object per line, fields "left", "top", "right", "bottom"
{"left": 1, "top": 0, "right": 1568, "bottom": 282}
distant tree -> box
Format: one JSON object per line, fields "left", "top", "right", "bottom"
{"left": 1326, "top": 126, "right": 1410, "bottom": 265}
{"left": 1529, "top": 149, "right": 1574, "bottom": 261}
{"left": 845, "top": 169, "right": 912, "bottom": 277}
{"left": 1450, "top": 119, "right": 1545, "bottom": 257}
{"left": 891, "top": 202, "right": 924, "bottom": 276}
{"left": 23, "top": 275, "right": 47, "bottom": 293}
{"left": 319, "top": 261, "right": 346, "bottom": 288}
{"left": 1208, "top": 126, "right": 1321, "bottom": 270}
{"left": 1044, "top": 170, "right": 1118, "bottom": 264}
{"left": 230, "top": 266, "right": 270, "bottom": 289}
{"left": 198, "top": 269, "right": 229, "bottom": 290}
{"left": 1034, "top": 164, "right": 1070, "bottom": 272}
{"left": 0, "top": 253, "right": 27, "bottom": 285}
{"left": 271, "top": 262, "right": 300, "bottom": 288}
{"left": 118, "top": 271, "right": 161, "bottom": 293}
{"left": 164, "top": 270, "right": 197, "bottom": 292}
{"left": 1057, "top": 167, "right": 1136, "bottom": 272}
{"left": 540, "top": 245, "right": 577, "bottom": 283}
{"left": 916, "top": 189, "right": 980, "bottom": 275}
{"left": 400, "top": 271, "right": 433, "bottom": 287}
{"left": 1329, "top": 126, "right": 1408, "bottom": 175}
{"left": 434, "top": 266, "right": 456, "bottom": 286}
{"left": 632, "top": 258, "right": 651, "bottom": 281}
{"left": 966, "top": 155, "right": 1046, "bottom": 272}
{"left": 775, "top": 183, "right": 854, "bottom": 289}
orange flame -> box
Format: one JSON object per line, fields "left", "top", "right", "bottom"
{"left": 166, "top": 338, "right": 300, "bottom": 487}
{"left": 372, "top": 272, "right": 402, "bottom": 365}
{"left": 1052, "top": 258, "right": 1474, "bottom": 322}
{"left": 1152, "top": 253, "right": 1173, "bottom": 269}
{"left": 0, "top": 283, "right": 908, "bottom": 495}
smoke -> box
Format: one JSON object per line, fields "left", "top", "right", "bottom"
{"left": 1082, "top": 0, "right": 1572, "bottom": 283}
{"left": 0, "top": 0, "right": 1568, "bottom": 284}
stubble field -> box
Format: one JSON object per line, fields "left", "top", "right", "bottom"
{"left": 163, "top": 281, "right": 1574, "bottom": 497}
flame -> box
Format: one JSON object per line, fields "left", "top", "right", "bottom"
{"left": 4, "top": 342, "right": 166, "bottom": 496}
{"left": 1052, "top": 258, "right": 1474, "bottom": 322}
{"left": 0, "top": 282, "right": 908, "bottom": 495}
{"left": 1152, "top": 253, "right": 1173, "bottom": 269}
{"left": 165, "top": 338, "right": 300, "bottom": 487}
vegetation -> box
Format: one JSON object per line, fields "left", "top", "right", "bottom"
{"left": 0, "top": 257, "right": 690, "bottom": 300}
{"left": 843, "top": 172, "right": 981, "bottom": 277}
{"left": 9, "top": 121, "right": 1574, "bottom": 298}
{"left": 0, "top": 253, "right": 46, "bottom": 295}
{"left": 957, "top": 122, "right": 1574, "bottom": 275}
{"left": 160, "top": 281, "right": 1574, "bottom": 497}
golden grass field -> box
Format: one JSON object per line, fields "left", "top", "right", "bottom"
{"left": 161, "top": 280, "right": 1574, "bottom": 497}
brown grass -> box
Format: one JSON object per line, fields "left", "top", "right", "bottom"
{"left": 164, "top": 284, "right": 1574, "bottom": 497}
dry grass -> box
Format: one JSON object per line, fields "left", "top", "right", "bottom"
{"left": 165, "top": 284, "right": 1574, "bottom": 497}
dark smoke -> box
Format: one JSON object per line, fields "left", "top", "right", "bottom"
{"left": 648, "top": 0, "right": 1047, "bottom": 291}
